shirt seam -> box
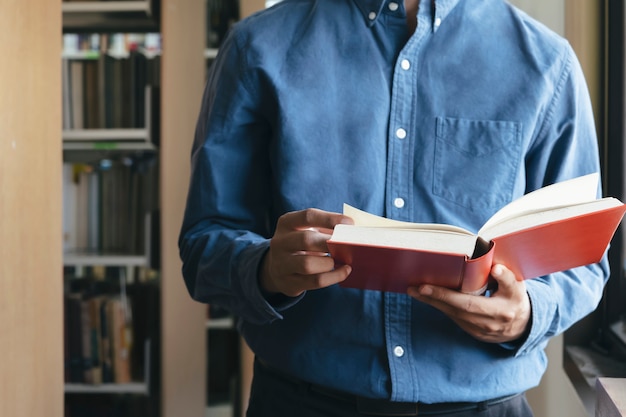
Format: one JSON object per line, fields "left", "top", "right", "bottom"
{"left": 232, "top": 27, "right": 260, "bottom": 104}
{"left": 532, "top": 43, "right": 573, "bottom": 149}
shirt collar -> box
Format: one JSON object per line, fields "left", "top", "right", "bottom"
{"left": 352, "top": 0, "right": 461, "bottom": 31}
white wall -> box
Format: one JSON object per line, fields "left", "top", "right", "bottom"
{"left": 526, "top": 337, "right": 589, "bottom": 417}
{"left": 508, "top": 0, "right": 564, "bottom": 35}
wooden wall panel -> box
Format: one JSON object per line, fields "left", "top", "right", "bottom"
{"left": 241, "top": 0, "right": 266, "bottom": 18}
{"left": 0, "top": 0, "right": 63, "bottom": 416}
{"left": 565, "top": 0, "right": 602, "bottom": 128}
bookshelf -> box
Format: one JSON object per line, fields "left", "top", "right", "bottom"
{"left": 60, "top": 1, "right": 207, "bottom": 416}
{"left": 61, "top": 30, "right": 161, "bottom": 405}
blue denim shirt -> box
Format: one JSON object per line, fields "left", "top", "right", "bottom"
{"left": 179, "top": 0, "right": 609, "bottom": 403}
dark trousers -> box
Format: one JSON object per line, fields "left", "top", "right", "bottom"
{"left": 246, "top": 359, "right": 535, "bottom": 417}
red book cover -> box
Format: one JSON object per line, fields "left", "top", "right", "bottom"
{"left": 491, "top": 205, "right": 626, "bottom": 280}
{"left": 329, "top": 239, "right": 494, "bottom": 294}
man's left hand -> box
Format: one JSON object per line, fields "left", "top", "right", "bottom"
{"left": 407, "top": 264, "right": 531, "bottom": 343}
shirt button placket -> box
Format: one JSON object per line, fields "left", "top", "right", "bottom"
{"left": 392, "top": 56, "right": 411, "bottom": 214}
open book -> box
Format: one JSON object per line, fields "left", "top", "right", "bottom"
{"left": 327, "top": 174, "right": 626, "bottom": 294}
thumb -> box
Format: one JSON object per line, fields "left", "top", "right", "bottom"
{"left": 490, "top": 264, "right": 520, "bottom": 293}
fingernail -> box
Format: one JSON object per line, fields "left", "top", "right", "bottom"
{"left": 492, "top": 264, "right": 503, "bottom": 276}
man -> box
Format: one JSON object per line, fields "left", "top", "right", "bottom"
{"left": 179, "top": 0, "right": 608, "bottom": 415}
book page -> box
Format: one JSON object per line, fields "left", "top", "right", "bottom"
{"left": 330, "top": 224, "right": 478, "bottom": 256}
{"left": 480, "top": 197, "right": 623, "bottom": 241}
{"left": 479, "top": 173, "right": 599, "bottom": 234}
{"left": 343, "top": 204, "right": 473, "bottom": 235}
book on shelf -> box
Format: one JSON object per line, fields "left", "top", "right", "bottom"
{"left": 108, "top": 296, "right": 133, "bottom": 383}
{"left": 80, "top": 297, "right": 94, "bottom": 383}
{"left": 327, "top": 174, "right": 626, "bottom": 294}
{"left": 65, "top": 294, "right": 85, "bottom": 383}
{"left": 69, "top": 59, "right": 84, "bottom": 129}
{"left": 100, "top": 297, "right": 114, "bottom": 383}
{"left": 64, "top": 293, "right": 106, "bottom": 384}
{"left": 63, "top": 163, "right": 101, "bottom": 252}
{"left": 62, "top": 58, "right": 72, "bottom": 130}
{"left": 86, "top": 296, "right": 104, "bottom": 384}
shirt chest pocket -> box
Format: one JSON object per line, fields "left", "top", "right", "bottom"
{"left": 433, "top": 117, "right": 522, "bottom": 212}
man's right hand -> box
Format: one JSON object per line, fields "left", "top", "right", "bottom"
{"left": 259, "top": 208, "right": 354, "bottom": 298}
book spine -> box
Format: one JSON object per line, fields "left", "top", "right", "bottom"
{"left": 460, "top": 241, "right": 493, "bottom": 294}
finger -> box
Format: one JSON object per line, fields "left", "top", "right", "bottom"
{"left": 281, "top": 251, "right": 337, "bottom": 276}
{"left": 278, "top": 208, "right": 353, "bottom": 232}
{"left": 274, "top": 227, "right": 335, "bottom": 254}
{"left": 302, "top": 264, "right": 352, "bottom": 289}
{"left": 409, "top": 284, "right": 489, "bottom": 315}
{"left": 281, "top": 265, "right": 352, "bottom": 297}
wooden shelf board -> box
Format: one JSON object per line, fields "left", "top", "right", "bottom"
{"left": 64, "top": 251, "right": 149, "bottom": 267}
{"left": 64, "top": 381, "right": 149, "bottom": 395}
{"left": 62, "top": 1, "right": 152, "bottom": 15}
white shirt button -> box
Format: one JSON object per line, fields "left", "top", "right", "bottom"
{"left": 388, "top": 2, "right": 399, "bottom": 11}
{"left": 393, "top": 345, "right": 405, "bottom": 357}
{"left": 434, "top": 17, "right": 442, "bottom": 28}
{"left": 395, "top": 128, "right": 407, "bottom": 139}
{"left": 368, "top": 11, "right": 377, "bottom": 20}
{"left": 401, "top": 59, "right": 411, "bottom": 70}
{"left": 394, "top": 198, "right": 405, "bottom": 209}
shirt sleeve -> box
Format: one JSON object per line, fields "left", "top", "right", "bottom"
{"left": 178, "top": 25, "right": 299, "bottom": 325}
{"left": 511, "top": 42, "right": 610, "bottom": 356}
